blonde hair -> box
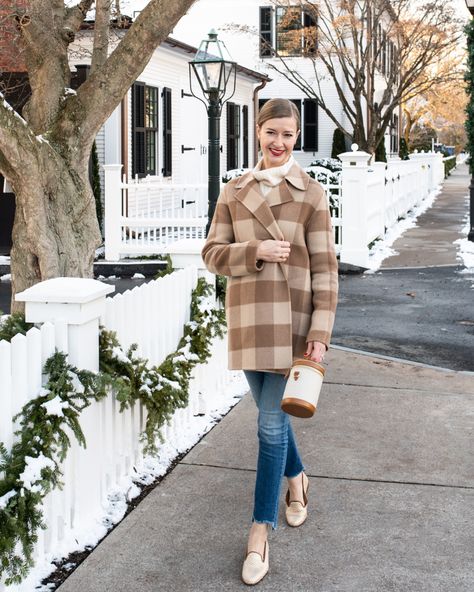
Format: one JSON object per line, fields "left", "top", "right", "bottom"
{"left": 257, "top": 98, "right": 300, "bottom": 130}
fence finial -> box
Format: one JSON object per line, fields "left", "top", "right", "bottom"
{"left": 351, "top": 143, "right": 359, "bottom": 152}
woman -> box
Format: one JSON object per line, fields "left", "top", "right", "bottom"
{"left": 201, "top": 98, "right": 338, "bottom": 585}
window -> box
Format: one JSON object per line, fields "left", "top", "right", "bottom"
{"left": 162, "top": 87, "right": 172, "bottom": 176}
{"left": 227, "top": 102, "right": 240, "bottom": 170}
{"left": 258, "top": 98, "right": 317, "bottom": 152}
{"left": 259, "top": 6, "right": 317, "bottom": 57}
{"left": 303, "top": 99, "right": 318, "bottom": 151}
{"left": 260, "top": 7, "right": 273, "bottom": 57}
{"left": 277, "top": 6, "right": 303, "bottom": 56}
{"left": 132, "top": 82, "right": 158, "bottom": 177}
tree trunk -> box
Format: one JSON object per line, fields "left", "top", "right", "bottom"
{"left": 10, "top": 155, "right": 101, "bottom": 312}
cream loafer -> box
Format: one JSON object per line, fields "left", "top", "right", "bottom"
{"left": 242, "top": 540, "right": 269, "bottom": 585}
{"left": 285, "top": 473, "right": 309, "bottom": 527}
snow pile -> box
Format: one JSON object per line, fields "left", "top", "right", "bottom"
{"left": 0, "top": 273, "right": 11, "bottom": 282}
{"left": 0, "top": 490, "right": 16, "bottom": 510}
{"left": 19, "top": 453, "right": 56, "bottom": 491}
{"left": 365, "top": 186, "right": 442, "bottom": 272}
{"left": 454, "top": 207, "right": 474, "bottom": 273}
{"left": 41, "top": 396, "right": 70, "bottom": 418}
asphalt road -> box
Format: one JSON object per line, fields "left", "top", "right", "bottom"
{"left": 2, "top": 265, "right": 473, "bottom": 371}
{"left": 332, "top": 265, "right": 474, "bottom": 372}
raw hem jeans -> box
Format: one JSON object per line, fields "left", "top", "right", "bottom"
{"left": 244, "top": 370, "right": 305, "bottom": 530}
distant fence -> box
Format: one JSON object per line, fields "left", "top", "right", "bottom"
{"left": 104, "top": 165, "right": 207, "bottom": 260}
{"left": 0, "top": 268, "right": 233, "bottom": 591}
{"left": 103, "top": 150, "right": 447, "bottom": 268}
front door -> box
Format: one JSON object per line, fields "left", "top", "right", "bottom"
{"left": 179, "top": 81, "right": 208, "bottom": 185}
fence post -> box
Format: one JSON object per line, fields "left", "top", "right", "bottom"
{"left": 15, "top": 277, "right": 115, "bottom": 371}
{"left": 164, "top": 238, "right": 215, "bottom": 285}
{"left": 15, "top": 278, "right": 116, "bottom": 530}
{"left": 338, "top": 144, "right": 372, "bottom": 268}
{"left": 103, "top": 164, "right": 123, "bottom": 261}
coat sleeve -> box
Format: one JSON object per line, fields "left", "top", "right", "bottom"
{"left": 305, "top": 188, "right": 339, "bottom": 349}
{"left": 201, "top": 187, "right": 265, "bottom": 277}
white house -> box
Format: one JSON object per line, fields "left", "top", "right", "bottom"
{"left": 172, "top": 0, "right": 402, "bottom": 164}
{"left": 70, "top": 24, "right": 270, "bottom": 193}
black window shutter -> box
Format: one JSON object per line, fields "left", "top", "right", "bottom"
{"left": 259, "top": 6, "right": 273, "bottom": 57}
{"left": 162, "top": 87, "right": 172, "bottom": 177}
{"left": 227, "top": 102, "right": 240, "bottom": 170}
{"left": 290, "top": 99, "right": 302, "bottom": 151}
{"left": 303, "top": 9, "right": 317, "bottom": 55}
{"left": 242, "top": 105, "right": 249, "bottom": 168}
{"left": 131, "top": 82, "right": 146, "bottom": 178}
{"left": 303, "top": 98, "right": 318, "bottom": 151}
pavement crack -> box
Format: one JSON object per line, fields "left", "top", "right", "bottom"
{"left": 179, "top": 461, "right": 474, "bottom": 491}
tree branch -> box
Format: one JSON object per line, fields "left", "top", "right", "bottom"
{"left": 55, "top": 0, "right": 196, "bottom": 156}
{"left": 65, "top": 0, "right": 96, "bottom": 33}
{"left": 90, "top": 0, "right": 112, "bottom": 74}
{"left": 0, "top": 93, "right": 39, "bottom": 181}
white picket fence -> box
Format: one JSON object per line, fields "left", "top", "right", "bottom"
{"left": 104, "top": 165, "right": 207, "bottom": 260}
{"left": 103, "top": 150, "right": 447, "bottom": 268}
{"left": 0, "top": 267, "right": 236, "bottom": 591}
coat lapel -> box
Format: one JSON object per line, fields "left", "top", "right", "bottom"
{"left": 234, "top": 175, "right": 285, "bottom": 241}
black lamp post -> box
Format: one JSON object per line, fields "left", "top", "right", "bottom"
{"left": 189, "top": 30, "right": 237, "bottom": 236}
{"left": 465, "top": 0, "right": 474, "bottom": 241}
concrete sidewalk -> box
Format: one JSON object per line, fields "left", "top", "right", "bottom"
{"left": 55, "top": 164, "right": 474, "bottom": 591}
{"left": 381, "top": 163, "right": 469, "bottom": 269}
{"left": 57, "top": 348, "right": 474, "bottom": 592}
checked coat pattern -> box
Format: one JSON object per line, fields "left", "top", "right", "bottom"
{"left": 201, "top": 161, "right": 339, "bottom": 373}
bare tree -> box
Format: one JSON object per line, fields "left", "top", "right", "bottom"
{"left": 260, "top": 0, "right": 464, "bottom": 154}
{"left": 0, "top": 0, "right": 196, "bottom": 311}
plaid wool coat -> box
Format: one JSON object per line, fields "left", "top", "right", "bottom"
{"left": 201, "top": 161, "right": 338, "bottom": 373}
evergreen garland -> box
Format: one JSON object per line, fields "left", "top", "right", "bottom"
{"left": 465, "top": 20, "right": 474, "bottom": 176}
{"left": 0, "top": 312, "right": 33, "bottom": 342}
{"left": 0, "top": 278, "right": 225, "bottom": 585}
{"left": 0, "top": 354, "right": 108, "bottom": 585}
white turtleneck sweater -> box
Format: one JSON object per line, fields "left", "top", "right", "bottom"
{"left": 252, "top": 155, "right": 295, "bottom": 197}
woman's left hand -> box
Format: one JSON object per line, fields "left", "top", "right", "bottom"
{"left": 304, "top": 341, "right": 326, "bottom": 363}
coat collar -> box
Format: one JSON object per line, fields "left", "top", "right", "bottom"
{"left": 235, "top": 160, "right": 310, "bottom": 192}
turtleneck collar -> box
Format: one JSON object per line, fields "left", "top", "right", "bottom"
{"left": 252, "top": 155, "right": 296, "bottom": 187}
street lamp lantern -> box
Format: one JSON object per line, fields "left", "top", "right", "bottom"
{"left": 189, "top": 30, "right": 237, "bottom": 235}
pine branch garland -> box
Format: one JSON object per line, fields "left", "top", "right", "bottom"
{"left": 0, "top": 278, "right": 226, "bottom": 584}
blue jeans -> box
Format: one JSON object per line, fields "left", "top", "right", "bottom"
{"left": 244, "top": 370, "right": 305, "bottom": 530}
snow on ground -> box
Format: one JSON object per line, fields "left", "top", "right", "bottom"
{"left": 0, "top": 274, "right": 11, "bottom": 282}
{"left": 454, "top": 204, "right": 474, "bottom": 289}
{"left": 6, "top": 366, "right": 249, "bottom": 592}
{"left": 364, "top": 186, "right": 443, "bottom": 273}
{"left": 455, "top": 207, "right": 474, "bottom": 270}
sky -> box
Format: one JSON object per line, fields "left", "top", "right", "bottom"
{"left": 122, "top": 0, "right": 473, "bottom": 20}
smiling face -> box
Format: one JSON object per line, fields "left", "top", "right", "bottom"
{"left": 257, "top": 116, "right": 300, "bottom": 169}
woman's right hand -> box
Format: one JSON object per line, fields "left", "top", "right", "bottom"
{"left": 256, "top": 240, "right": 291, "bottom": 263}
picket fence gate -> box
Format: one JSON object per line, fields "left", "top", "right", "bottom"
{"left": 0, "top": 267, "right": 235, "bottom": 591}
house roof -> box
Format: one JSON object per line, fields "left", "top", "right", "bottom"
{"left": 80, "top": 19, "right": 270, "bottom": 83}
